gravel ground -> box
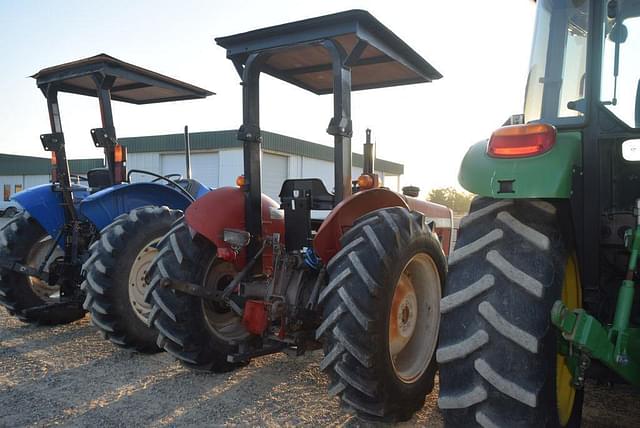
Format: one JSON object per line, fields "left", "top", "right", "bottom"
{"left": 0, "top": 312, "right": 441, "bottom": 427}
{"left": 0, "top": 216, "right": 639, "bottom": 427}
{"left": 0, "top": 311, "right": 639, "bottom": 427}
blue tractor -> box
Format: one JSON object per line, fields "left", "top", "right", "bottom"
{"left": 0, "top": 54, "right": 211, "bottom": 353}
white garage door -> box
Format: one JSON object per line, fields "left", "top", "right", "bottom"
{"left": 161, "top": 152, "right": 219, "bottom": 188}
{"left": 263, "top": 153, "right": 288, "bottom": 201}
{"left": 25, "top": 175, "right": 50, "bottom": 188}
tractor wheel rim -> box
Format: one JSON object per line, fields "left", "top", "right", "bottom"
{"left": 128, "top": 239, "right": 159, "bottom": 323}
{"left": 557, "top": 254, "right": 581, "bottom": 426}
{"left": 25, "top": 235, "right": 62, "bottom": 302}
{"left": 201, "top": 259, "right": 249, "bottom": 342}
{"left": 389, "top": 253, "right": 441, "bottom": 384}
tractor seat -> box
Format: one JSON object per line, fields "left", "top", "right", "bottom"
{"left": 279, "top": 178, "right": 335, "bottom": 251}
{"left": 279, "top": 178, "right": 335, "bottom": 211}
{"left": 87, "top": 168, "right": 113, "bottom": 192}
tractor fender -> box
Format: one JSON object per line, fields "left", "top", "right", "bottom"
{"left": 313, "top": 188, "right": 454, "bottom": 263}
{"left": 78, "top": 182, "right": 193, "bottom": 231}
{"left": 184, "top": 186, "right": 284, "bottom": 273}
{"left": 11, "top": 183, "right": 90, "bottom": 239}
{"left": 458, "top": 131, "right": 582, "bottom": 198}
{"left": 406, "top": 198, "right": 454, "bottom": 255}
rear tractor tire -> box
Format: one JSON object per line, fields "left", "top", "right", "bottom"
{"left": 145, "top": 218, "right": 249, "bottom": 371}
{"left": 0, "top": 212, "right": 85, "bottom": 325}
{"left": 82, "top": 206, "right": 182, "bottom": 353}
{"left": 317, "top": 207, "right": 447, "bottom": 422}
{"left": 437, "top": 197, "right": 583, "bottom": 427}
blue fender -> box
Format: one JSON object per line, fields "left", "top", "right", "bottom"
{"left": 78, "top": 182, "right": 194, "bottom": 231}
{"left": 11, "top": 184, "right": 90, "bottom": 239}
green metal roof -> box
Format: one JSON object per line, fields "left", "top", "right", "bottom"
{"left": 119, "top": 130, "right": 404, "bottom": 175}
{"left": 0, "top": 154, "right": 103, "bottom": 176}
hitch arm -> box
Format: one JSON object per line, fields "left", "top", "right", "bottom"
{"left": 159, "top": 278, "right": 217, "bottom": 299}
{"left": 0, "top": 258, "right": 50, "bottom": 283}
{"left": 159, "top": 277, "right": 246, "bottom": 316}
{"left": 552, "top": 301, "right": 640, "bottom": 385}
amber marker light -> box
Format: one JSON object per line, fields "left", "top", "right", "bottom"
{"left": 236, "top": 175, "right": 246, "bottom": 187}
{"left": 50, "top": 152, "right": 58, "bottom": 182}
{"left": 487, "top": 123, "right": 556, "bottom": 158}
{"left": 114, "top": 144, "right": 125, "bottom": 163}
{"left": 357, "top": 174, "right": 375, "bottom": 189}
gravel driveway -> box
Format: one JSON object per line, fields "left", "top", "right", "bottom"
{"left": 0, "top": 310, "right": 639, "bottom": 427}
{"left": 0, "top": 311, "right": 443, "bottom": 427}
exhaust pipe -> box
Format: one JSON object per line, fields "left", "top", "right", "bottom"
{"left": 184, "top": 125, "right": 192, "bottom": 179}
{"left": 363, "top": 128, "right": 375, "bottom": 175}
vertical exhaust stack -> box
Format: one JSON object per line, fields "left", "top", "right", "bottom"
{"left": 184, "top": 125, "right": 192, "bottom": 180}
{"left": 355, "top": 128, "right": 379, "bottom": 190}
{"left": 363, "top": 128, "right": 376, "bottom": 175}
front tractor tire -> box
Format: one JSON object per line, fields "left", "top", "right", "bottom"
{"left": 82, "top": 206, "right": 182, "bottom": 353}
{"left": 437, "top": 198, "right": 583, "bottom": 427}
{"left": 0, "top": 212, "right": 85, "bottom": 325}
{"left": 145, "top": 218, "right": 249, "bottom": 372}
{"left": 317, "top": 207, "right": 447, "bottom": 422}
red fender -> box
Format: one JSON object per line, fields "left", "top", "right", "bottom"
{"left": 313, "top": 188, "right": 453, "bottom": 263}
{"left": 184, "top": 186, "right": 284, "bottom": 273}
{"left": 405, "top": 198, "right": 454, "bottom": 255}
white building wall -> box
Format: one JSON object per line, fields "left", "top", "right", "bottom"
{"left": 126, "top": 152, "right": 161, "bottom": 182}
{"left": 24, "top": 175, "right": 50, "bottom": 188}
{"left": 301, "top": 158, "right": 335, "bottom": 191}
{"left": 219, "top": 149, "right": 243, "bottom": 187}
{"left": 300, "top": 158, "right": 380, "bottom": 192}
{"left": 262, "top": 152, "right": 288, "bottom": 200}
{"left": 7, "top": 148, "right": 399, "bottom": 202}
{"left": 0, "top": 175, "right": 24, "bottom": 187}
{"left": 287, "top": 155, "right": 303, "bottom": 179}
{"left": 0, "top": 175, "right": 26, "bottom": 209}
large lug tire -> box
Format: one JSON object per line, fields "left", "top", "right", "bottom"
{"left": 145, "top": 218, "right": 248, "bottom": 372}
{"left": 317, "top": 207, "right": 447, "bottom": 422}
{"left": 437, "top": 197, "right": 583, "bottom": 427}
{"left": 0, "top": 212, "right": 85, "bottom": 325}
{"left": 81, "top": 206, "right": 182, "bottom": 353}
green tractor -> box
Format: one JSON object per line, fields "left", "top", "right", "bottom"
{"left": 438, "top": 0, "right": 640, "bottom": 426}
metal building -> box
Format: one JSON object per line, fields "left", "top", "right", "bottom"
{"left": 122, "top": 129, "right": 403, "bottom": 200}
{"left": 0, "top": 130, "right": 403, "bottom": 212}
{"left": 0, "top": 154, "right": 103, "bottom": 212}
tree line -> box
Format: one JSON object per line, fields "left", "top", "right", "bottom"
{"left": 427, "top": 187, "right": 474, "bottom": 214}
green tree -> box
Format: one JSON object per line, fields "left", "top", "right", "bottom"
{"left": 427, "top": 187, "right": 474, "bottom": 214}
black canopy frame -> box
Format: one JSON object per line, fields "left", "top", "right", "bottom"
{"left": 32, "top": 53, "right": 213, "bottom": 231}
{"left": 215, "top": 9, "right": 441, "bottom": 264}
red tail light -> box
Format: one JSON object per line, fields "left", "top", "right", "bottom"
{"left": 488, "top": 124, "right": 556, "bottom": 158}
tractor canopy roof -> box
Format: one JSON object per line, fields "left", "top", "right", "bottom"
{"left": 31, "top": 54, "right": 213, "bottom": 104}
{"left": 215, "top": 9, "right": 442, "bottom": 95}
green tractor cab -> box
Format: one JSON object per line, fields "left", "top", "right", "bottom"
{"left": 439, "top": 0, "right": 640, "bottom": 426}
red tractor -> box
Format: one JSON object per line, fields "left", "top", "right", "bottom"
{"left": 145, "top": 10, "right": 453, "bottom": 421}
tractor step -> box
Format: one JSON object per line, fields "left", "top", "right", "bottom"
{"left": 227, "top": 342, "right": 286, "bottom": 363}
{"left": 22, "top": 301, "right": 83, "bottom": 318}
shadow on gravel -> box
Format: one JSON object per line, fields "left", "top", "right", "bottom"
{"left": 2, "top": 309, "right": 636, "bottom": 427}
{"left": 0, "top": 305, "right": 443, "bottom": 428}
{"left": 0, "top": 320, "right": 94, "bottom": 354}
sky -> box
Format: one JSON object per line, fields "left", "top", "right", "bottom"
{"left": 0, "top": 0, "right": 536, "bottom": 195}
